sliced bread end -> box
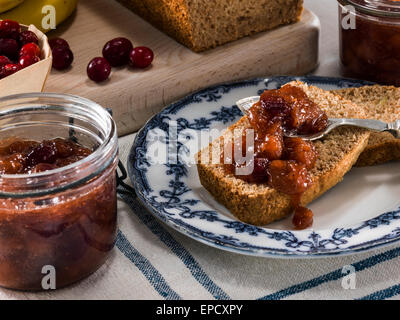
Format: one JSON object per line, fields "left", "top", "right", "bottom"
{"left": 335, "top": 85, "right": 400, "bottom": 167}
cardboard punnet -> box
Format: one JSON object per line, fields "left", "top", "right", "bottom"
{"left": 0, "top": 24, "right": 52, "bottom": 97}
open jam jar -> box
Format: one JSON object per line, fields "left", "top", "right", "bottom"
{"left": 0, "top": 93, "right": 118, "bottom": 290}
{"left": 338, "top": 0, "right": 400, "bottom": 86}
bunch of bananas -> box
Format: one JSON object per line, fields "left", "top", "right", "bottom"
{"left": 0, "top": 0, "right": 78, "bottom": 32}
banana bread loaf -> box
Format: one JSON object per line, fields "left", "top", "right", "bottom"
{"left": 117, "top": 0, "right": 304, "bottom": 52}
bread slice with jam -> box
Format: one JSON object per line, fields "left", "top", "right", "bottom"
{"left": 196, "top": 81, "right": 370, "bottom": 226}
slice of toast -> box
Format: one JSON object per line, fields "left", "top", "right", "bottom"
{"left": 196, "top": 81, "right": 370, "bottom": 226}
{"left": 334, "top": 85, "right": 400, "bottom": 167}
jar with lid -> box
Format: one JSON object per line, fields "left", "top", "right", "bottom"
{"left": 338, "top": 0, "right": 400, "bottom": 85}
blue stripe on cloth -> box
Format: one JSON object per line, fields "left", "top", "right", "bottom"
{"left": 358, "top": 284, "right": 400, "bottom": 300}
{"left": 258, "top": 246, "right": 400, "bottom": 300}
{"left": 118, "top": 189, "right": 231, "bottom": 300}
{"left": 116, "top": 230, "right": 181, "bottom": 300}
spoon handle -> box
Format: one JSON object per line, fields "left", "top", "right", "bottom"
{"left": 328, "top": 118, "right": 389, "bottom": 132}
{"left": 329, "top": 118, "right": 400, "bottom": 138}
{"left": 387, "top": 120, "right": 400, "bottom": 138}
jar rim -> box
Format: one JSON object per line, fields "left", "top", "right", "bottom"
{"left": 0, "top": 92, "right": 118, "bottom": 198}
{"left": 340, "top": 0, "right": 400, "bottom": 17}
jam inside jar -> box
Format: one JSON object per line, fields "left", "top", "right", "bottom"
{"left": 338, "top": 0, "right": 400, "bottom": 86}
{"left": 0, "top": 93, "right": 118, "bottom": 290}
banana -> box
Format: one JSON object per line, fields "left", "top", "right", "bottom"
{"left": 0, "top": 0, "right": 78, "bottom": 33}
{"left": 0, "top": 0, "right": 24, "bottom": 14}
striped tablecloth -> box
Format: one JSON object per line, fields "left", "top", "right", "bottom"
{"left": 1, "top": 133, "right": 400, "bottom": 300}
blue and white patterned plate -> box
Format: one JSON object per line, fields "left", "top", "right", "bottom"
{"left": 128, "top": 76, "right": 400, "bottom": 258}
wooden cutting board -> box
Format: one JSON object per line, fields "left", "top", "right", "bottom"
{"left": 46, "top": 0, "right": 320, "bottom": 136}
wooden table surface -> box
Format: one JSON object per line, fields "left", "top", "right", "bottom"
{"left": 44, "top": 0, "right": 340, "bottom": 136}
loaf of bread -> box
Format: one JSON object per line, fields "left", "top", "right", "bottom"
{"left": 196, "top": 81, "right": 370, "bottom": 226}
{"left": 117, "top": 0, "right": 304, "bottom": 52}
{"left": 334, "top": 85, "right": 400, "bottom": 167}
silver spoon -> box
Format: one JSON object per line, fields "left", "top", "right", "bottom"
{"left": 236, "top": 96, "right": 400, "bottom": 141}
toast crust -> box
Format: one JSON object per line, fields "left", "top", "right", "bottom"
{"left": 353, "top": 133, "right": 400, "bottom": 167}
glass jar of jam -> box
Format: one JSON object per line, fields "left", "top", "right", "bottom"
{"left": 338, "top": 0, "right": 400, "bottom": 85}
{"left": 0, "top": 93, "right": 118, "bottom": 290}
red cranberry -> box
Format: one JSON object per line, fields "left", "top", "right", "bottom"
{"left": 0, "top": 20, "right": 20, "bottom": 40}
{"left": 129, "top": 46, "right": 154, "bottom": 68}
{"left": 87, "top": 57, "right": 111, "bottom": 82}
{"left": 20, "top": 43, "right": 41, "bottom": 57}
{"left": 19, "top": 54, "right": 40, "bottom": 68}
{"left": 26, "top": 141, "right": 57, "bottom": 166}
{"left": 52, "top": 46, "right": 74, "bottom": 70}
{"left": 0, "top": 55, "right": 11, "bottom": 67}
{"left": 48, "top": 37, "right": 70, "bottom": 50}
{"left": 244, "top": 158, "right": 270, "bottom": 183}
{"left": 297, "top": 110, "right": 328, "bottom": 135}
{"left": 18, "top": 31, "right": 39, "bottom": 46}
{"left": 102, "top": 37, "right": 133, "bottom": 67}
{"left": 1, "top": 63, "right": 21, "bottom": 78}
{"left": 260, "top": 95, "right": 291, "bottom": 119}
{"left": 0, "top": 38, "right": 19, "bottom": 59}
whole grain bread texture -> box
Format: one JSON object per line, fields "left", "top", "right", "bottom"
{"left": 334, "top": 85, "right": 400, "bottom": 167}
{"left": 117, "top": 0, "right": 304, "bottom": 52}
{"left": 196, "top": 81, "right": 370, "bottom": 226}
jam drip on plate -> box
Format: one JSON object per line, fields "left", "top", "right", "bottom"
{"left": 223, "top": 85, "right": 328, "bottom": 229}
{"left": 0, "top": 137, "right": 92, "bottom": 174}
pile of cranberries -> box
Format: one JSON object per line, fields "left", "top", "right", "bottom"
{"left": 48, "top": 36, "right": 154, "bottom": 83}
{"left": 0, "top": 19, "right": 42, "bottom": 79}
{"left": 87, "top": 37, "right": 154, "bottom": 82}
{"left": 0, "top": 21, "right": 154, "bottom": 84}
